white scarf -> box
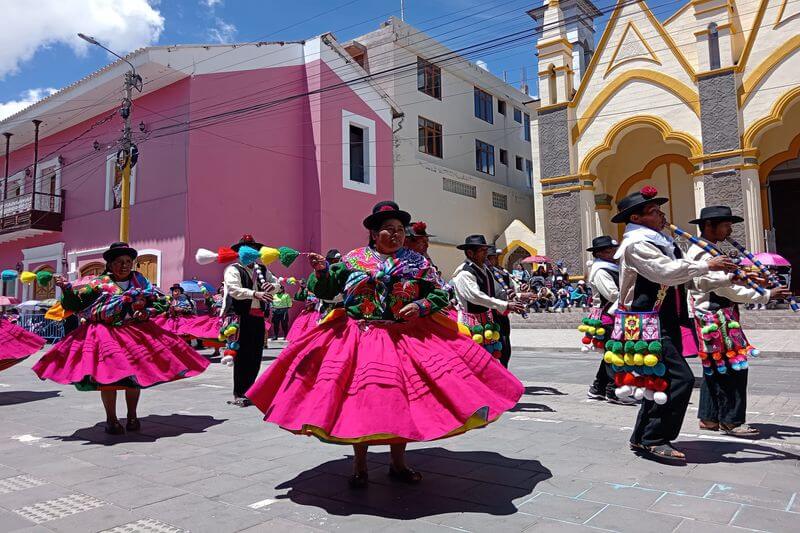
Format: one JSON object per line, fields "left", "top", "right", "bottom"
{"left": 589, "top": 259, "right": 619, "bottom": 280}
{"left": 614, "top": 223, "right": 675, "bottom": 260}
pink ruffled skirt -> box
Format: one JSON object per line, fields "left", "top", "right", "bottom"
{"left": 182, "top": 314, "right": 223, "bottom": 341}
{"left": 1, "top": 320, "right": 45, "bottom": 371}
{"left": 151, "top": 314, "right": 194, "bottom": 336}
{"left": 246, "top": 313, "right": 523, "bottom": 444}
{"left": 32, "top": 321, "right": 209, "bottom": 390}
{"left": 285, "top": 308, "right": 320, "bottom": 343}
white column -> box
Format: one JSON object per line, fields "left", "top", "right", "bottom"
{"left": 740, "top": 168, "right": 765, "bottom": 252}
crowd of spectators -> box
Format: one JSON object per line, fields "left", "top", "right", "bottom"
{"left": 510, "top": 261, "right": 592, "bottom": 313}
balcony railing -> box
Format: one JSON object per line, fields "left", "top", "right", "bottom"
{"left": 0, "top": 189, "right": 65, "bottom": 237}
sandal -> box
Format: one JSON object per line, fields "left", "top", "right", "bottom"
{"left": 720, "top": 423, "right": 759, "bottom": 437}
{"left": 104, "top": 421, "right": 125, "bottom": 435}
{"left": 630, "top": 443, "right": 686, "bottom": 462}
{"left": 125, "top": 417, "right": 141, "bottom": 432}
{"left": 348, "top": 471, "right": 369, "bottom": 489}
{"left": 388, "top": 465, "right": 423, "bottom": 484}
{"left": 227, "top": 398, "right": 249, "bottom": 407}
{"left": 699, "top": 420, "right": 719, "bottom": 431}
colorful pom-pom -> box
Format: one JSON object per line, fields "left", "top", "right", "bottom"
{"left": 471, "top": 324, "right": 484, "bottom": 334}
{"left": 472, "top": 334, "right": 484, "bottom": 344}
{"left": 648, "top": 341, "right": 662, "bottom": 354}
{"left": 278, "top": 246, "right": 301, "bottom": 267}
{"left": 643, "top": 354, "right": 659, "bottom": 367}
{"left": 634, "top": 340, "right": 648, "bottom": 353}
{"left": 239, "top": 246, "right": 261, "bottom": 265}
{"left": 633, "top": 353, "right": 644, "bottom": 366}
{"left": 595, "top": 327, "right": 606, "bottom": 337}
{"left": 624, "top": 341, "right": 635, "bottom": 354}
{"left": 19, "top": 271, "right": 37, "bottom": 284}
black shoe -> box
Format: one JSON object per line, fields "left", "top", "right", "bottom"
{"left": 348, "top": 471, "right": 369, "bottom": 489}
{"left": 125, "top": 417, "right": 141, "bottom": 432}
{"left": 227, "top": 397, "right": 248, "bottom": 407}
{"left": 104, "top": 421, "right": 125, "bottom": 435}
{"left": 587, "top": 387, "right": 606, "bottom": 400}
{"left": 388, "top": 465, "right": 423, "bottom": 484}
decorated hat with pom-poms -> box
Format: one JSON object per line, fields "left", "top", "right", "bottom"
{"left": 611, "top": 186, "right": 669, "bottom": 223}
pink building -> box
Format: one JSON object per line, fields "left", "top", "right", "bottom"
{"left": 0, "top": 35, "right": 398, "bottom": 300}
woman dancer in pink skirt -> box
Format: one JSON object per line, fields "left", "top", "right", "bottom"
{"left": 246, "top": 202, "right": 523, "bottom": 488}
{"left": 0, "top": 314, "right": 45, "bottom": 372}
{"left": 151, "top": 284, "right": 195, "bottom": 337}
{"left": 33, "top": 242, "right": 209, "bottom": 435}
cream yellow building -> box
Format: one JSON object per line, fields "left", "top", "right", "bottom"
{"left": 532, "top": 0, "right": 800, "bottom": 282}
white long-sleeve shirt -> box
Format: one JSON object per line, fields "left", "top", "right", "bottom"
{"left": 451, "top": 261, "right": 508, "bottom": 319}
{"left": 588, "top": 263, "right": 620, "bottom": 315}
{"left": 686, "top": 243, "right": 769, "bottom": 311}
{"left": 223, "top": 263, "right": 279, "bottom": 311}
{"left": 618, "top": 240, "right": 711, "bottom": 309}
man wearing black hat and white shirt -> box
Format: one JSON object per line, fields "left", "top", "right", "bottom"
{"left": 613, "top": 187, "right": 736, "bottom": 461}
{"left": 585, "top": 236, "right": 633, "bottom": 404}
{"left": 486, "top": 247, "right": 526, "bottom": 368}
{"left": 451, "top": 235, "right": 526, "bottom": 361}
{"left": 223, "top": 234, "right": 280, "bottom": 407}
{"left": 687, "top": 206, "right": 790, "bottom": 437}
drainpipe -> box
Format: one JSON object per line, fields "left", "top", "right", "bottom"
{"left": 31, "top": 120, "right": 42, "bottom": 210}
{"left": 2, "top": 132, "right": 10, "bottom": 219}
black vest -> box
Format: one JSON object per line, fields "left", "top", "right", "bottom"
{"left": 225, "top": 264, "right": 268, "bottom": 317}
{"left": 630, "top": 243, "right": 690, "bottom": 335}
{"left": 462, "top": 261, "right": 495, "bottom": 314}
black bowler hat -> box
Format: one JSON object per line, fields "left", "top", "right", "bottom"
{"left": 457, "top": 234, "right": 493, "bottom": 250}
{"left": 325, "top": 249, "right": 342, "bottom": 262}
{"left": 586, "top": 235, "right": 619, "bottom": 252}
{"left": 363, "top": 201, "right": 411, "bottom": 230}
{"left": 487, "top": 247, "right": 502, "bottom": 257}
{"left": 231, "top": 234, "right": 264, "bottom": 252}
{"left": 103, "top": 242, "right": 138, "bottom": 262}
{"left": 169, "top": 283, "right": 184, "bottom": 293}
{"left": 611, "top": 186, "right": 669, "bottom": 224}
{"left": 689, "top": 205, "right": 744, "bottom": 225}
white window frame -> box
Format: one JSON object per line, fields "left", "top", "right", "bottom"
{"left": 21, "top": 242, "right": 65, "bottom": 300}
{"left": 105, "top": 152, "right": 137, "bottom": 211}
{"left": 342, "top": 110, "right": 376, "bottom": 195}
{"left": 34, "top": 156, "right": 62, "bottom": 212}
{"left": 1, "top": 170, "right": 28, "bottom": 216}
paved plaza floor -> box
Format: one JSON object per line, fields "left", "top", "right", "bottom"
{"left": 0, "top": 346, "right": 798, "bottom": 532}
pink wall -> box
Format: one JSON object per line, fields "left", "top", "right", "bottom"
{"left": 1, "top": 42, "right": 395, "bottom": 296}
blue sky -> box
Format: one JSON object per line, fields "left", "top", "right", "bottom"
{"left": 0, "top": 0, "right": 684, "bottom": 119}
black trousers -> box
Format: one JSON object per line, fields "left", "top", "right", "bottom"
{"left": 591, "top": 361, "right": 615, "bottom": 397}
{"left": 630, "top": 334, "right": 694, "bottom": 446}
{"left": 496, "top": 313, "right": 512, "bottom": 368}
{"left": 271, "top": 308, "right": 289, "bottom": 339}
{"left": 698, "top": 369, "right": 748, "bottom": 425}
{"left": 233, "top": 313, "right": 266, "bottom": 398}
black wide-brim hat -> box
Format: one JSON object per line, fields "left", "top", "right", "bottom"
{"left": 363, "top": 201, "right": 411, "bottom": 230}
{"left": 456, "top": 234, "right": 493, "bottom": 250}
{"left": 325, "top": 249, "right": 342, "bottom": 261}
{"left": 103, "top": 242, "right": 138, "bottom": 262}
{"left": 611, "top": 187, "right": 669, "bottom": 224}
{"left": 487, "top": 247, "right": 502, "bottom": 257}
{"left": 586, "top": 235, "right": 619, "bottom": 252}
{"left": 169, "top": 284, "right": 184, "bottom": 293}
{"left": 406, "top": 221, "right": 436, "bottom": 238}
{"left": 689, "top": 205, "right": 744, "bottom": 225}
{"left": 231, "top": 234, "right": 264, "bottom": 252}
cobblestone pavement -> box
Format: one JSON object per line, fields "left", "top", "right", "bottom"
{"left": 0, "top": 347, "right": 798, "bottom": 532}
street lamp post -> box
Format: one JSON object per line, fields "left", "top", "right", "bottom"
{"left": 77, "top": 33, "right": 142, "bottom": 242}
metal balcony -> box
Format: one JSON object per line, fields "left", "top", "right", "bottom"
{"left": 0, "top": 189, "right": 65, "bottom": 243}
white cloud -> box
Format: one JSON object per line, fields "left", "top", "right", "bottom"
{"left": 0, "top": 0, "right": 164, "bottom": 79}
{"left": 208, "top": 18, "right": 237, "bottom": 44}
{"left": 202, "top": 0, "right": 223, "bottom": 7}
{"left": 0, "top": 88, "right": 59, "bottom": 120}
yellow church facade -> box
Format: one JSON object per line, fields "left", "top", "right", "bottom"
{"left": 532, "top": 0, "right": 800, "bottom": 278}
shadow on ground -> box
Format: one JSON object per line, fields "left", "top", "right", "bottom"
{"left": 0, "top": 390, "right": 61, "bottom": 406}
{"left": 523, "top": 386, "right": 566, "bottom": 396}
{"left": 510, "top": 402, "right": 555, "bottom": 413}
{"left": 678, "top": 439, "right": 800, "bottom": 464}
{"left": 275, "top": 447, "right": 551, "bottom": 519}
{"left": 48, "top": 413, "right": 226, "bottom": 446}
{"left": 749, "top": 423, "right": 800, "bottom": 441}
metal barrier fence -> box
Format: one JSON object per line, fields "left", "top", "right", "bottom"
{"left": 16, "top": 313, "right": 64, "bottom": 343}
